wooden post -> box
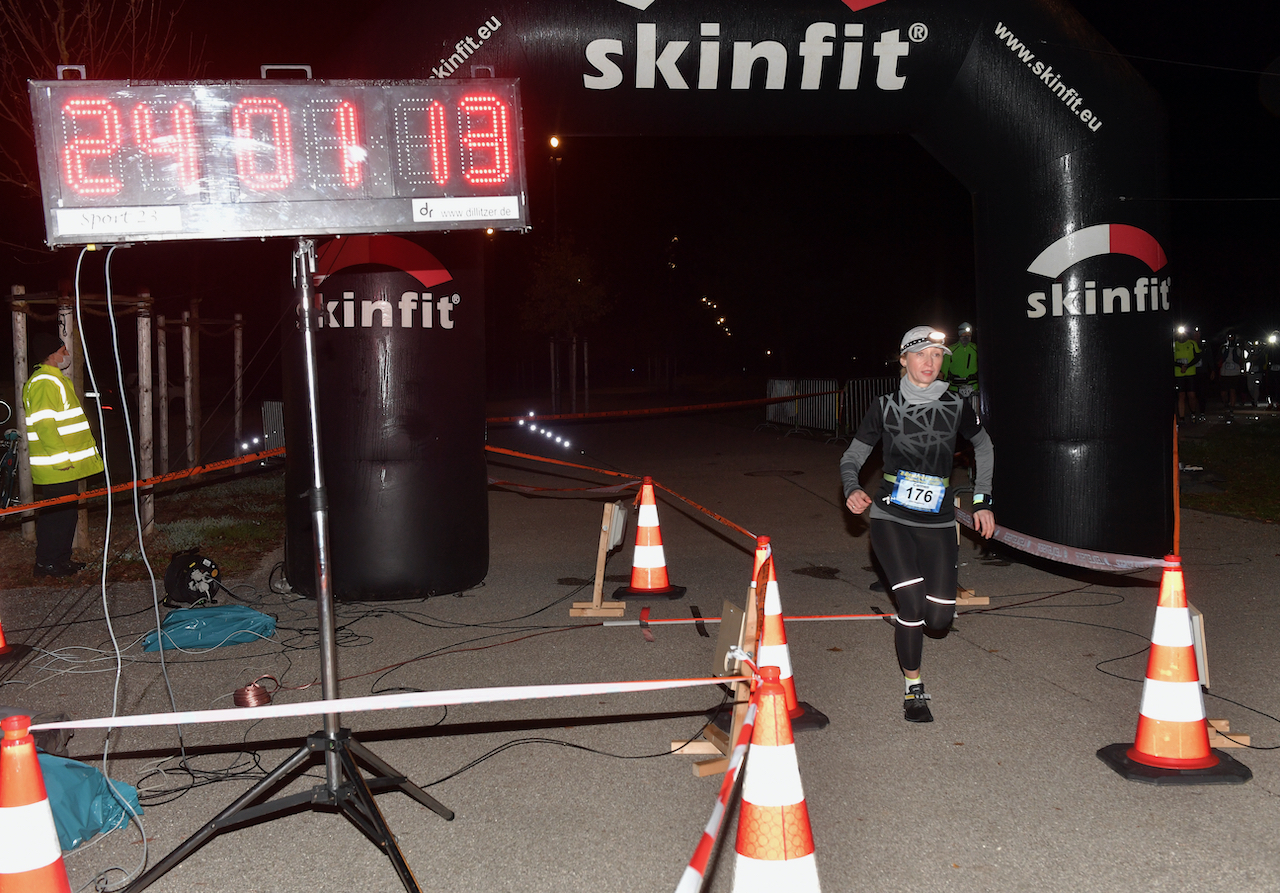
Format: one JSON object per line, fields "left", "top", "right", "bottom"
{"left": 136, "top": 299, "right": 154, "bottom": 535}
{"left": 156, "top": 314, "right": 168, "bottom": 474}
{"left": 570, "top": 334, "right": 577, "bottom": 415}
{"left": 672, "top": 559, "right": 765, "bottom": 777}
{"left": 570, "top": 502, "right": 627, "bottom": 618}
{"left": 190, "top": 297, "right": 201, "bottom": 464}
{"left": 182, "top": 310, "right": 195, "bottom": 469}
{"left": 584, "top": 339, "right": 589, "bottom": 415}
{"left": 233, "top": 312, "right": 243, "bottom": 472}
{"left": 10, "top": 287, "right": 35, "bottom": 542}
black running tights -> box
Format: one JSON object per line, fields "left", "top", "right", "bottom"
{"left": 870, "top": 521, "right": 958, "bottom": 673}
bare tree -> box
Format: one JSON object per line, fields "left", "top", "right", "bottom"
{"left": 0, "top": 0, "right": 188, "bottom": 197}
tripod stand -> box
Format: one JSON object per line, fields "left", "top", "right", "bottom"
{"left": 126, "top": 239, "right": 452, "bottom": 893}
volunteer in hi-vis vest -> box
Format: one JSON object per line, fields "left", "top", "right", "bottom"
{"left": 941, "top": 321, "right": 979, "bottom": 415}
{"left": 23, "top": 330, "right": 104, "bottom": 578}
{"left": 1173, "top": 327, "right": 1202, "bottom": 423}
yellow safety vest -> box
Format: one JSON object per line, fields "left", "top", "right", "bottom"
{"left": 22, "top": 363, "right": 105, "bottom": 485}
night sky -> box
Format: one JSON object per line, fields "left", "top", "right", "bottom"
{"left": 2, "top": 0, "right": 1277, "bottom": 393}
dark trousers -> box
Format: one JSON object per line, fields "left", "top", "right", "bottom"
{"left": 35, "top": 479, "right": 80, "bottom": 567}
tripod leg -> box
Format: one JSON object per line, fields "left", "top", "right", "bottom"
{"left": 346, "top": 737, "right": 454, "bottom": 821}
{"left": 335, "top": 743, "right": 421, "bottom": 893}
{"left": 125, "top": 742, "right": 317, "bottom": 893}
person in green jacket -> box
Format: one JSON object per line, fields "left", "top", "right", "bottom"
{"left": 941, "top": 321, "right": 979, "bottom": 416}
{"left": 22, "top": 330, "right": 104, "bottom": 577}
{"left": 1173, "top": 326, "right": 1203, "bottom": 423}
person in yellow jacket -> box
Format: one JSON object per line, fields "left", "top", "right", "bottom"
{"left": 941, "top": 321, "right": 980, "bottom": 416}
{"left": 22, "top": 330, "right": 104, "bottom": 577}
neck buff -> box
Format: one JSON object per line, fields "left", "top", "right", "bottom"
{"left": 899, "top": 375, "right": 949, "bottom": 405}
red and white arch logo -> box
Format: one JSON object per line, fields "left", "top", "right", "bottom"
{"left": 1025, "top": 223, "right": 1170, "bottom": 319}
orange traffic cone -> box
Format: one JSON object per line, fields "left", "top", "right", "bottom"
{"left": 0, "top": 714, "right": 72, "bottom": 893}
{"left": 1098, "top": 556, "right": 1250, "bottom": 784}
{"left": 733, "top": 665, "right": 820, "bottom": 892}
{"left": 0, "top": 608, "right": 33, "bottom": 663}
{"left": 612, "top": 477, "right": 686, "bottom": 600}
{"left": 752, "top": 537, "right": 828, "bottom": 732}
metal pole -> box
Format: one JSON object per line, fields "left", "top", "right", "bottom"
{"left": 60, "top": 297, "right": 88, "bottom": 553}
{"left": 182, "top": 310, "right": 194, "bottom": 469}
{"left": 233, "top": 312, "right": 243, "bottom": 472}
{"left": 10, "top": 287, "right": 35, "bottom": 541}
{"left": 157, "top": 315, "right": 168, "bottom": 475}
{"left": 294, "top": 238, "right": 342, "bottom": 785}
{"left": 137, "top": 300, "right": 154, "bottom": 535}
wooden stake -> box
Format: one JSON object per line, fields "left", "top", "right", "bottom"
{"left": 570, "top": 503, "right": 626, "bottom": 618}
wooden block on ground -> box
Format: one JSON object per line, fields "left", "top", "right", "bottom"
{"left": 693, "top": 757, "right": 729, "bottom": 777}
{"left": 569, "top": 601, "right": 626, "bottom": 618}
{"left": 1207, "top": 719, "right": 1250, "bottom": 748}
{"left": 956, "top": 585, "right": 989, "bottom": 606}
{"left": 672, "top": 740, "right": 723, "bottom": 755}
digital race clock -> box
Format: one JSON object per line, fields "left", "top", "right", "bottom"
{"left": 28, "top": 79, "right": 528, "bottom": 245}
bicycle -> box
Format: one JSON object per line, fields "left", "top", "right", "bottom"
{"left": 1, "top": 399, "right": 19, "bottom": 509}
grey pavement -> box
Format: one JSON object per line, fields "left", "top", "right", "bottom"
{"left": 2, "top": 408, "right": 1279, "bottom": 892}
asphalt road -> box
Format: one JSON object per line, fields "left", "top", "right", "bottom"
{"left": 2, "top": 408, "right": 1278, "bottom": 892}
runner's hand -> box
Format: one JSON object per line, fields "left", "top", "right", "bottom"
{"left": 973, "top": 509, "right": 995, "bottom": 538}
{"left": 846, "top": 489, "right": 872, "bottom": 514}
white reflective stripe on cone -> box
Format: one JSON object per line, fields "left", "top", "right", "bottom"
{"left": 733, "top": 852, "right": 820, "bottom": 892}
{"left": 740, "top": 744, "right": 805, "bottom": 807}
{"left": 757, "top": 645, "right": 793, "bottom": 678}
{"left": 638, "top": 503, "right": 660, "bottom": 527}
{"left": 0, "top": 800, "right": 63, "bottom": 874}
{"left": 763, "top": 581, "right": 782, "bottom": 614}
{"left": 1151, "top": 606, "right": 1194, "bottom": 647}
{"left": 1139, "top": 679, "right": 1206, "bottom": 723}
{"left": 633, "top": 544, "right": 667, "bottom": 567}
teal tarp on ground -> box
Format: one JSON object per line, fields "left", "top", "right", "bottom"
{"left": 142, "top": 604, "right": 276, "bottom": 652}
{"left": 38, "top": 753, "right": 143, "bottom": 851}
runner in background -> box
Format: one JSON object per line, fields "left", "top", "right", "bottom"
{"left": 840, "top": 326, "right": 995, "bottom": 723}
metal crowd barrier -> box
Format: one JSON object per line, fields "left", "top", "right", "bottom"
{"left": 760, "top": 377, "right": 896, "bottom": 441}
{"left": 841, "top": 377, "right": 898, "bottom": 437}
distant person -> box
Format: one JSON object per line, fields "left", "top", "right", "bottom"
{"left": 1173, "top": 326, "right": 1203, "bottom": 423}
{"left": 1265, "top": 333, "right": 1280, "bottom": 408}
{"left": 941, "top": 321, "right": 980, "bottom": 416}
{"left": 22, "top": 330, "right": 104, "bottom": 577}
{"left": 840, "top": 326, "right": 995, "bottom": 723}
{"left": 1217, "top": 333, "right": 1244, "bottom": 416}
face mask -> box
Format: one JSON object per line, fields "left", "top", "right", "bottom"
{"left": 57, "top": 351, "right": 73, "bottom": 372}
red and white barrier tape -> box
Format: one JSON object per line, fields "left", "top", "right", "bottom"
{"left": 29, "top": 675, "right": 749, "bottom": 733}
{"left": 955, "top": 508, "right": 1173, "bottom": 571}
{"left": 674, "top": 699, "right": 759, "bottom": 893}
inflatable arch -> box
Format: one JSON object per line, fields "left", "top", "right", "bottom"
{"left": 347, "top": 0, "right": 1173, "bottom": 557}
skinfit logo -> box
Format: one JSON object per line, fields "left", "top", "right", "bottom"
{"left": 317, "top": 291, "right": 460, "bottom": 330}
{"left": 1024, "top": 223, "right": 1170, "bottom": 319}
{"left": 584, "top": 20, "right": 920, "bottom": 92}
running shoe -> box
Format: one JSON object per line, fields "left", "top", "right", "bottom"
{"left": 904, "top": 683, "right": 933, "bottom": 723}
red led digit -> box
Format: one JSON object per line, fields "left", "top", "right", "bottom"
{"left": 335, "top": 100, "right": 363, "bottom": 188}
{"left": 427, "top": 100, "right": 450, "bottom": 184}
{"left": 61, "top": 98, "right": 124, "bottom": 196}
{"left": 458, "top": 94, "right": 512, "bottom": 186}
{"left": 131, "top": 102, "right": 200, "bottom": 191}
{"left": 232, "top": 97, "right": 295, "bottom": 190}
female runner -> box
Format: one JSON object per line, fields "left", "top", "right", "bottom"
{"left": 840, "top": 326, "right": 995, "bottom": 722}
